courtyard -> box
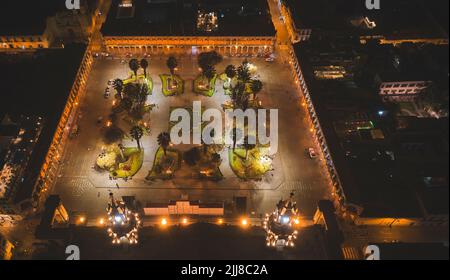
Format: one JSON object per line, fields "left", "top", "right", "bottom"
{"left": 51, "top": 53, "right": 330, "bottom": 220}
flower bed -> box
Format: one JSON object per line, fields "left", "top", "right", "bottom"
{"left": 229, "top": 147, "right": 272, "bottom": 179}
{"left": 160, "top": 74, "right": 184, "bottom": 96}
{"left": 146, "top": 147, "right": 181, "bottom": 180}
{"left": 194, "top": 74, "right": 217, "bottom": 97}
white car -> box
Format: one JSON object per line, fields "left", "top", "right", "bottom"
{"left": 265, "top": 57, "right": 275, "bottom": 62}
{"left": 308, "top": 148, "right": 317, "bottom": 159}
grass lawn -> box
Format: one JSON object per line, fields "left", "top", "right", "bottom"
{"left": 194, "top": 74, "right": 218, "bottom": 97}
{"left": 111, "top": 147, "right": 144, "bottom": 179}
{"left": 146, "top": 147, "right": 181, "bottom": 180}
{"left": 229, "top": 147, "right": 272, "bottom": 180}
{"left": 160, "top": 74, "right": 184, "bottom": 96}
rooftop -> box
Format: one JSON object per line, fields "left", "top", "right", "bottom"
{"left": 365, "top": 44, "right": 449, "bottom": 86}
{"left": 0, "top": 0, "right": 64, "bottom": 36}
{"left": 101, "top": 0, "right": 276, "bottom": 37}
{"left": 0, "top": 44, "right": 87, "bottom": 203}
{"left": 293, "top": 41, "right": 449, "bottom": 218}
{"left": 283, "top": 0, "right": 448, "bottom": 40}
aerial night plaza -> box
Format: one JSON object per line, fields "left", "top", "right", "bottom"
{"left": 0, "top": 0, "right": 448, "bottom": 264}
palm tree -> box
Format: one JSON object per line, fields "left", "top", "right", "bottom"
{"left": 113, "top": 79, "right": 124, "bottom": 99}
{"left": 231, "top": 82, "right": 249, "bottom": 110}
{"left": 250, "top": 79, "right": 263, "bottom": 100}
{"left": 203, "top": 65, "right": 216, "bottom": 80}
{"left": 140, "top": 59, "right": 149, "bottom": 78}
{"left": 243, "top": 135, "right": 256, "bottom": 160}
{"left": 198, "top": 51, "right": 223, "bottom": 72}
{"left": 130, "top": 126, "right": 144, "bottom": 150}
{"left": 157, "top": 132, "right": 171, "bottom": 155}
{"left": 123, "top": 83, "right": 140, "bottom": 110}
{"left": 138, "top": 83, "right": 149, "bottom": 104}
{"left": 129, "top": 59, "right": 140, "bottom": 79}
{"left": 237, "top": 60, "right": 251, "bottom": 84}
{"left": 225, "top": 65, "right": 236, "bottom": 80}
{"left": 166, "top": 56, "right": 178, "bottom": 75}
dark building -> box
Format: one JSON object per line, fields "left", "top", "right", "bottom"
{"left": 102, "top": 0, "right": 276, "bottom": 37}
{"left": 279, "top": 0, "right": 449, "bottom": 45}
{"left": 0, "top": 44, "right": 88, "bottom": 214}
{"left": 290, "top": 36, "right": 449, "bottom": 226}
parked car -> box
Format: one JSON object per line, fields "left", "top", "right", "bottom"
{"left": 104, "top": 88, "right": 110, "bottom": 98}
{"left": 308, "top": 148, "right": 317, "bottom": 159}
{"left": 265, "top": 57, "right": 275, "bottom": 62}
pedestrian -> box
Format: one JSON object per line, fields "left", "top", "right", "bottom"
{"left": 116, "top": 183, "right": 120, "bottom": 189}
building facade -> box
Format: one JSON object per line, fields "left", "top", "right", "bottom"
{"left": 102, "top": 36, "right": 276, "bottom": 56}
{"left": 33, "top": 47, "right": 94, "bottom": 209}
{"left": 0, "top": 0, "right": 102, "bottom": 52}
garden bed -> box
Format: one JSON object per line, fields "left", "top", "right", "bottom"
{"left": 160, "top": 74, "right": 184, "bottom": 96}
{"left": 229, "top": 147, "right": 272, "bottom": 179}
{"left": 194, "top": 74, "right": 217, "bottom": 97}
{"left": 146, "top": 147, "right": 181, "bottom": 180}
{"left": 111, "top": 147, "right": 144, "bottom": 179}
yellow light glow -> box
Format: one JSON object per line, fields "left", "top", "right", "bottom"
{"left": 161, "top": 218, "right": 168, "bottom": 226}
{"left": 182, "top": 218, "right": 188, "bottom": 225}
{"left": 79, "top": 217, "right": 85, "bottom": 223}
{"left": 241, "top": 218, "right": 248, "bottom": 226}
{"left": 217, "top": 218, "right": 224, "bottom": 225}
